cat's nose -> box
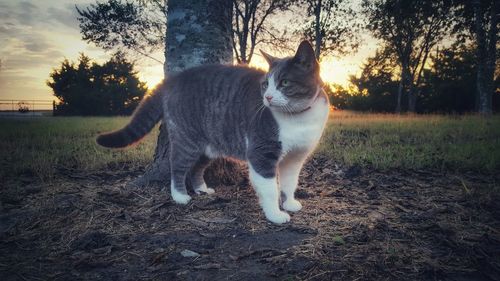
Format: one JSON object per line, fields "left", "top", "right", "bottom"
{"left": 265, "top": 96, "right": 273, "bottom": 102}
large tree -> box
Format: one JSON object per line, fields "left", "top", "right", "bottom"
{"left": 363, "top": 0, "right": 453, "bottom": 113}
{"left": 79, "top": 0, "right": 234, "bottom": 186}
{"left": 136, "top": 0, "right": 234, "bottom": 187}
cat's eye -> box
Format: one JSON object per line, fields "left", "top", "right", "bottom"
{"left": 261, "top": 81, "right": 268, "bottom": 89}
{"left": 280, "top": 79, "right": 290, "bottom": 87}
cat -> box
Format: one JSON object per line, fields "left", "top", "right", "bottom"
{"left": 96, "top": 40, "right": 330, "bottom": 224}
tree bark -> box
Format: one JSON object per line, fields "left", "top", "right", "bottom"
{"left": 132, "top": 0, "right": 236, "bottom": 188}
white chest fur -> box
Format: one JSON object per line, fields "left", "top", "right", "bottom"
{"left": 272, "top": 97, "right": 330, "bottom": 157}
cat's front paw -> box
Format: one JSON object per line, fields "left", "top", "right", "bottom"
{"left": 283, "top": 199, "right": 302, "bottom": 212}
{"left": 194, "top": 183, "right": 215, "bottom": 195}
{"left": 265, "top": 210, "right": 291, "bottom": 224}
{"left": 172, "top": 192, "right": 192, "bottom": 204}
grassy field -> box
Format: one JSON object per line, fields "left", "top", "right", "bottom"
{"left": 1, "top": 111, "right": 499, "bottom": 181}
{"left": 319, "top": 111, "right": 500, "bottom": 172}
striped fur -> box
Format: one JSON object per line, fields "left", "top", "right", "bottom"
{"left": 96, "top": 41, "right": 329, "bottom": 224}
{"left": 96, "top": 84, "right": 164, "bottom": 148}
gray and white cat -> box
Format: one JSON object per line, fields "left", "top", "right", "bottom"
{"left": 97, "top": 41, "right": 330, "bottom": 224}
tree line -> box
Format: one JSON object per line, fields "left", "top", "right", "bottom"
{"left": 48, "top": 0, "right": 497, "bottom": 115}
{"left": 328, "top": 41, "right": 500, "bottom": 113}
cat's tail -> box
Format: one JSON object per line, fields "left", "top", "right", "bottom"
{"left": 96, "top": 84, "right": 164, "bottom": 148}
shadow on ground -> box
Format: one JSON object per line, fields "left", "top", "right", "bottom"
{"left": 1, "top": 156, "right": 499, "bottom": 280}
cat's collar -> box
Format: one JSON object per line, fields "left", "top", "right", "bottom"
{"left": 290, "top": 86, "right": 323, "bottom": 115}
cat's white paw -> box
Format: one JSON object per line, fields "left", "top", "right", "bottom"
{"left": 283, "top": 199, "right": 302, "bottom": 212}
{"left": 265, "top": 210, "right": 291, "bottom": 224}
{"left": 172, "top": 191, "right": 191, "bottom": 204}
{"left": 194, "top": 183, "right": 215, "bottom": 195}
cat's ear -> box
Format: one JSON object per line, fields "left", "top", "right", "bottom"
{"left": 260, "top": 50, "right": 278, "bottom": 66}
{"left": 293, "top": 40, "right": 318, "bottom": 71}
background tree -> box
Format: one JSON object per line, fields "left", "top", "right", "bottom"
{"left": 232, "top": 0, "right": 288, "bottom": 64}
{"left": 297, "top": 0, "right": 360, "bottom": 60}
{"left": 418, "top": 43, "right": 477, "bottom": 113}
{"left": 330, "top": 41, "right": 499, "bottom": 113}
{"left": 348, "top": 48, "right": 399, "bottom": 111}
{"left": 47, "top": 53, "right": 147, "bottom": 116}
{"left": 451, "top": 0, "right": 498, "bottom": 114}
{"left": 363, "top": 0, "right": 453, "bottom": 113}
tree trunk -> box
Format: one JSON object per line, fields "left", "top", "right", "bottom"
{"left": 396, "top": 79, "right": 403, "bottom": 113}
{"left": 314, "top": 0, "right": 322, "bottom": 60}
{"left": 473, "top": 0, "right": 497, "bottom": 115}
{"left": 396, "top": 65, "right": 410, "bottom": 113}
{"left": 132, "top": 0, "right": 237, "bottom": 188}
{"left": 408, "top": 84, "right": 417, "bottom": 113}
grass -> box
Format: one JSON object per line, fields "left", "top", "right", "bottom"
{"left": 318, "top": 111, "right": 500, "bottom": 172}
{"left": 0, "top": 117, "right": 158, "bottom": 181}
{"left": 1, "top": 111, "right": 499, "bottom": 181}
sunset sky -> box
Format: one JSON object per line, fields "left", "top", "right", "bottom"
{"left": 0, "top": 0, "right": 377, "bottom": 107}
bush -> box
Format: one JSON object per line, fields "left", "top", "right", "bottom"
{"left": 47, "top": 52, "right": 148, "bottom": 116}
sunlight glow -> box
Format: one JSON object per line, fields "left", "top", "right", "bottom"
{"left": 248, "top": 55, "right": 359, "bottom": 87}
{"left": 98, "top": 54, "right": 361, "bottom": 94}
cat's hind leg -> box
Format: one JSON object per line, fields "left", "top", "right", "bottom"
{"left": 169, "top": 143, "right": 201, "bottom": 204}
{"left": 190, "top": 155, "right": 214, "bottom": 195}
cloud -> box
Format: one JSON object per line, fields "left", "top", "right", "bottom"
{"left": 0, "top": 0, "right": 164, "bottom": 101}
{"left": 0, "top": 0, "right": 87, "bottom": 100}
{"left": 0, "top": 1, "right": 77, "bottom": 71}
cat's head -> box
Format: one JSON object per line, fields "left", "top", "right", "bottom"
{"left": 260, "top": 40, "right": 321, "bottom": 114}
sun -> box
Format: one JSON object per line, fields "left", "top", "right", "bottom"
{"left": 319, "top": 58, "right": 355, "bottom": 87}
{"left": 250, "top": 55, "right": 355, "bottom": 87}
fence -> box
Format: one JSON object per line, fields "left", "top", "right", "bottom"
{"left": 0, "top": 100, "right": 55, "bottom": 117}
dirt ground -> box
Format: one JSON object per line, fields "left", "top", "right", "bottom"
{"left": 1, "top": 156, "right": 499, "bottom": 281}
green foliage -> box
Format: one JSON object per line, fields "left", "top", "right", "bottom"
{"left": 419, "top": 43, "right": 477, "bottom": 113}
{"left": 76, "top": 0, "right": 165, "bottom": 58}
{"left": 47, "top": 53, "right": 148, "bottom": 116}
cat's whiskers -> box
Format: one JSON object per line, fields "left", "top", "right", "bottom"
{"left": 251, "top": 104, "right": 266, "bottom": 123}
{"left": 283, "top": 104, "right": 294, "bottom": 115}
